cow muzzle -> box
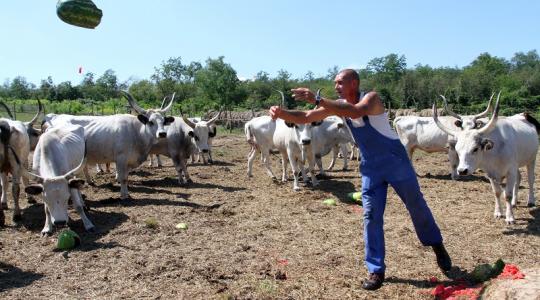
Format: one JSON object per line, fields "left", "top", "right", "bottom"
{"left": 301, "top": 139, "right": 311, "bottom": 145}
{"left": 457, "top": 168, "right": 469, "bottom": 176}
{"left": 158, "top": 132, "right": 167, "bottom": 138}
{"left": 54, "top": 220, "right": 68, "bottom": 227}
{"left": 202, "top": 149, "right": 209, "bottom": 153}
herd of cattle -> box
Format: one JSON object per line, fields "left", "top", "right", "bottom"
{"left": 0, "top": 91, "right": 538, "bottom": 237}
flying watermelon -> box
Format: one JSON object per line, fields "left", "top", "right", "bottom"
{"left": 56, "top": 0, "right": 103, "bottom": 29}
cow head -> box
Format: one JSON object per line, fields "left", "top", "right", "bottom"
{"left": 23, "top": 154, "right": 86, "bottom": 228}
{"left": 123, "top": 91, "right": 175, "bottom": 139}
{"left": 182, "top": 111, "right": 221, "bottom": 154}
{"left": 0, "top": 100, "right": 42, "bottom": 150}
{"left": 0, "top": 120, "right": 11, "bottom": 166}
{"left": 434, "top": 92, "right": 501, "bottom": 176}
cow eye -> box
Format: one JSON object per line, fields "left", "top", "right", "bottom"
{"left": 148, "top": 121, "right": 155, "bottom": 126}
{"left": 194, "top": 136, "right": 199, "bottom": 141}
{"left": 472, "top": 147, "right": 479, "bottom": 153}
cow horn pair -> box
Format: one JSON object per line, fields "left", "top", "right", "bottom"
{"left": 181, "top": 107, "right": 222, "bottom": 128}
{"left": 20, "top": 151, "right": 87, "bottom": 183}
{"left": 0, "top": 99, "right": 42, "bottom": 125}
{"left": 123, "top": 91, "right": 175, "bottom": 115}
{"left": 442, "top": 93, "right": 495, "bottom": 122}
{"left": 434, "top": 91, "right": 501, "bottom": 136}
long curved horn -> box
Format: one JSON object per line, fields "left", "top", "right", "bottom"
{"left": 121, "top": 91, "right": 147, "bottom": 115}
{"left": 472, "top": 92, "right": 495, "bottom": 121}
{"left": 27, "top": 99, "right": 43, "bottom": 125}
{"left": 207, "top": 107, "right": 223, "bottom": 125}
{"left": 477, "top": 91, "right": 501, "bottom": 135}
{"left": 63, "top": 150, "right": 88, "bottom": 179}
{"left": 159, "top": 92, "right": 175, "bottom": 113}
{"left": 182, "top": 115, "right": 196, "bottom": 128}
{"left": 433, "top": 102, "right": 458, "bottom": 136}
{"left": 275, "top": 89, "right": 285, "bottom": 108}
{"left": 441, "top": 95, "right": 462, "bottom": 120}
{"left": 0, "top": 101, "right": 14, "bottom": 119}
{"left": 159, "top": 95, "right": 170, "bottom": 110}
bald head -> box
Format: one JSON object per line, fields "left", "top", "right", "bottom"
{"left": 338, "top": 69, "right": 359, "bottom": 84}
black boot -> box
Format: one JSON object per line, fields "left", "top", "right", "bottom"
{"left": 432, "top": 243, "right": 452, "bottom": 272}
{"left": 361, "top": 272, "right": 385, "bottom": 290}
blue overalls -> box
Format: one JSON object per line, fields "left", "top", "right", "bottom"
{"left": 346, "top": 116, "right": 443, "bottom": 274}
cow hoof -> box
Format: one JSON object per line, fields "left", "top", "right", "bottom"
{"left": 13, "top": 214, "right": 22, "bottom": 222}
{"left": 208, "top": 159, "right": 213, "bottom": 164}
{"left": 506, "top": 220, "right": 515, "bottom": 225}
{"left": 41, "top": 231, "right": 52, "bottom": 237}
{"left": 88, "top": 182, "right": 96, "bottom": 187}
{"left": 1, "top": 202, "right": 7, "bottom": 210}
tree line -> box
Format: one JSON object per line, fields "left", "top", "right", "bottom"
{"left": 1, "top": 50, "right": 540, "bottom": 117}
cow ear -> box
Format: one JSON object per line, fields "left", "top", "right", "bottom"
{"left": 454, "top": 120, "right": 463, "bottom": 128}
{"left": 475, "top": 120, "right": 485, "bottom": 129}
{"left": 481, "top": 138, "right": 494, "bottom": 151}
{"left": 188, "top": 131, "right": 194, "bottom": 137}
{"left": 68, "top": 178, "right": 85, "bottom": 189}
{"left": 285, "top": 122, "right": 295, "bottom": 128}
{"left": 137, "top": 114, "right": 149, "bottom": 125}
{"left": 164, "top": 116, "right": 175, "bottom": 125}
{"left": 208, "top": 126, "right": 217, "bottom": 138}
{"left": 25, "top": 184, "right": 43, "bottom": 195}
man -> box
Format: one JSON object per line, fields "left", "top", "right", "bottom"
{"left": 269, "top": 69, "right": 451, "bottom": 290}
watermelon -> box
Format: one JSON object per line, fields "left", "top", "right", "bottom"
{"left": 56, "top": 229, "right": 81, "bottom": 250}
{"left": 56, "top": 0, "right": 103, "bottom": 29}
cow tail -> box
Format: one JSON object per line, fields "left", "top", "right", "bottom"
{"left": 524, "top": 113, "right": 540, "bottom": 134}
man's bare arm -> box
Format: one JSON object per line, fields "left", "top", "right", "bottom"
{"left": 319, "top": 92, "right": 385, "bottom": 118}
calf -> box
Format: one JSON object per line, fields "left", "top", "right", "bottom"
{"left": 433, "top": 93, "right": 539, "bottom": 224}
{"left": 22, "top": 124, "right": 93, "bottom": 235}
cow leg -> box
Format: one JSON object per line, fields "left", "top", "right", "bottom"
{"left": 288, "top": 153, "right": 301, "bottom": 191}
{"left": 512, "top": 170, "right": 521, "bottom": 207}
{"left": 308, "top": 155, "right": 319, "bottom": 187}
{"left": 42, "top": 204, "right": 54, "bottom": 236}
{"left": 172, "top": 155, "right": 188, "bottom": 185}
{"left": 316, "top": 154, "right": 324, "bottom": 176}
{"left": 349, "top": 143, "right": 355, "bottom": 160}
{"left": 201, "top": 152, "right": 208, "bottom": 165}
{"left": 0, "top": 173, "right": 9, "bottom": 210}
{"left": 526, "top": 161, "right": 536, "bottom": 207}
{"left": 281, "top": 152, "right": 289, "bottom": 182}
{"left": 448, "top": 149, "right": 459, "bottom": 180}
{"left": 247, "top": 146, "right": 257, "bottom": 177}
{"left": 11, "top": 171, "right": 22, "bottom": 222}
{"left": 116, "top": 162, "right": 129, "bottom": 199}
{"left": 261, "top": 149, "right": 276, "bottom": 179}
{"left": 504, "top": 172, "right": 517, "bottom": 224}
{"left": 83, "top": 165, "right": 95, "bottom": 186}
{"left": 340, "top": 143, "right": 349, "bottom": 170}
{"left": 22, "top": 159, "right": 36, "bottom": 204}
{"left": 96, "top": 164, "right": 105, "bottom": 173}
{"left": 71, "top": 189, "right": 95, "bottom": 231}
{"left": 327, "top": 145, "right": 338, "bottom": 171}
{"left": 148, "top": 155, "right": 155, "bottom": 167}
{"left": 489, "top": 178, "right": 504, "bottom": 219}
{"left": 156, "top": 155, "right": 163, "bottom": 167}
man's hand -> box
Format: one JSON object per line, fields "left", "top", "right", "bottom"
{"left": 291, "top": 88, "right": 316, "bottom": 104}
{"left": 269, "top": 106, "right": 282, "bottom": 120}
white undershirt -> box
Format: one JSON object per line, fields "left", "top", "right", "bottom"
{"left": 349, "top": 113, "right": 400, "bottom": 140}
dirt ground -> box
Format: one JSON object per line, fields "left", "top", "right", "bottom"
{"left": 1, "top": 132, "right": 539, "bottom": 299}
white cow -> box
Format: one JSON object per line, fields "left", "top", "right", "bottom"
{"left": 246, "top": 116, "right": 318, "bottom": 191}
{"left": 22, "top": 124, "right": 94, "bottom": 235}
{"left": 182, "top": 113, "right": 220, "bottom": 165}
{"left": 42, "top": 113, "right": 111, "bottom": 174}
{"left": 82, "top": 92, "right": 175, "bottom": 199}
{"left": 433, "top": 93, "right": 539, "bottom": 224}
{"left": 393, "top": 95, "right": 493, "bottom": 179}
{"left": 0, "top": 100, "right": 42, "bottom": 151}
{"left": 148, "top": 117, "right": 196, "bottom": 185}
{"left": 0, "top": 119, "right": 30, "bottom": 224}
{"left": 311, "top": 116, "right": 355, "bottom": 175}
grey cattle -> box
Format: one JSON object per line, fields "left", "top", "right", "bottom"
{"left": 22, "top": 124, "right": 93, "bottom": 235}
{"left": 148, "top": 117, "right": 196, "bottom": 185}
{"left": 82, "top": 92, "right": 175, "bottom": 199}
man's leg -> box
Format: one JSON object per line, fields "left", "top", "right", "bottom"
{"left": 391, "top": 175, "right": 451, "bottom": 271}
{"left": 361, "top": 174, "right": 388, "bottom": 288}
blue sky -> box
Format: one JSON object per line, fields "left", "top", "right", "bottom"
{"left": 1, "top": 0, "right": 539, "bottom": 86}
